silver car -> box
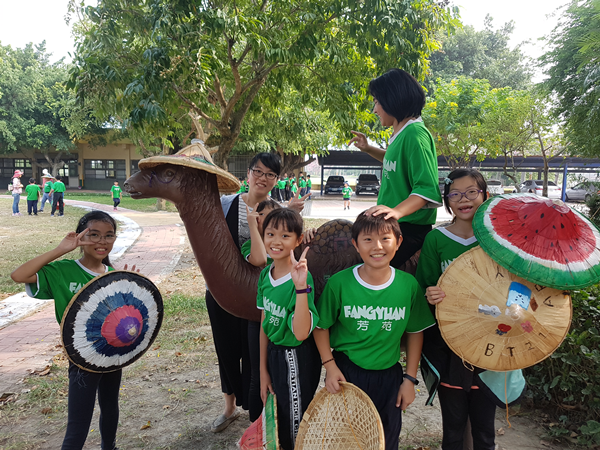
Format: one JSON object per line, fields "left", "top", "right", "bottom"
{"left": 565, "top": 181, "right": 600, "bottom": 203}
{"left": 519, "top": 180, "right": 562, "bottom": 199}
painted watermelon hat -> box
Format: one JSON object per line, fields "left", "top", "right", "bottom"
{"left": 473, "top": 193, "right": 600, "bottom": 290}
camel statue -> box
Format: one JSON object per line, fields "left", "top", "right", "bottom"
{"left": 124, "top": 143, "right": 417, "bottom": 322}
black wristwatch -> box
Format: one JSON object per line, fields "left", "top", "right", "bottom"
{"left": 403, "top": 374, "right": 419, "bottom": 385}
{"left": 295, "top": 285, "right": 312, "bottom": 294}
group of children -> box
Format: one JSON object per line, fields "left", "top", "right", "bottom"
{"left": 238, "top": 172, "right": 312, "bottom": 203}
{"left": 9, "top": 167, "right": 497, "bottom": 450}
{"left": 10, "top": 172, "right": 66, "bottom": 216}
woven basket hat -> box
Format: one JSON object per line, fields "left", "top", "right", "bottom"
{"left": 295, "top": 382, "right": 384, "bottom": 450}
{"left": 137, "top": 140, "right": 240, "bottom": 193}
{"left": 436, "top": 246, "right": 572, "bottom": 371}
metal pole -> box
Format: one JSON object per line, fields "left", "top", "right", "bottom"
{"left": 561, "top": 163, "right": 568, "bottom": 202}
{"left": 320, "top": 165, "right": 324, "bottom": 196}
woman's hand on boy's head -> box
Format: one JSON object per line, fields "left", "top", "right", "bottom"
{"left": 324, "top": 363, "right": 346, "bottom": 394}
{"left": 397, "top": 379, "right": 416, "bottom": 411}
{"left": 302, "top": 228, "right": 317, "bottom": 244}
{"left": 425, "top": 286, "right": 445, "bottom": 305}
{"left": 364, "top": 204, "right": 402, "bottom": 221}
{"left": 290, "top": 247, "right": 310, "bottom": 288}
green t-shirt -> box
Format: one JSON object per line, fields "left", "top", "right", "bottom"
{"left": 284, "top": 177, "right": 290, "bottom": 187}
{"left": 291, "top": 185, "right": 298, "bottom": 194}
{"left": 307, "top": 179, "right": 312, "bottom": 188}
{"left": 25, "top": 184, "right": 41, "bottom": 201}
{"left": 342, "top": 186, "right": 352, "bottom": 198}
{"left": 237, "top": 180, "right": 249, "bottom": 194}
{"left": 241, "top": 239, "right": 273, "bottom": 265}
{"left": 44, "top": 181, "right": 54, "bottom": 193}
{"left": 299, "top": 179, "right": 307, "bottom": 188}
{"left": 53, "top": 181, "right": 66, "bottom": 193}
{"left": 110, "top": 185, "right": 122, "bottom": 198}
{"left": 26, "top": 259, "right": 114, "bottom": 324}
{"left": 378, "top": 120, "right": 442, "bottom": 225}
{"left": 257, "top": 266, "right": 318, "bottom": 347}
{"left": 317, "top": 265, "right": 435, "bottom": 370}
{"left": 415, "top": 227, "right": 479, "bottom": 291}
{"left": 277, "top": 180, "right": 285, "bottom": 189}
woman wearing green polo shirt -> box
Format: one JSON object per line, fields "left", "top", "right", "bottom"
{"left": 349, "top": 68, "right": 441, "bottom": 268}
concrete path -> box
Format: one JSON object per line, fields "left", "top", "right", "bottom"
{"left": 0, "top": 200, "right": 186, "bottom": 395}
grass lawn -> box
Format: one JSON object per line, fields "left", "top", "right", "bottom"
{"left": 64, "top": 192, "right": 178, "bottom": 213}
{"left": 0, "top": 199, "right": 82, "bottom": 297}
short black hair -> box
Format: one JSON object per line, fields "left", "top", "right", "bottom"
{"left": 55, "top": 175, "right": 61, "bottom": 181}
{"left": 76, "top": 211, "right": 117, "bottom": 267}
{"left": 29, "top": 178, "right": 36, "bottom": 184}
{"left": 352, "top": 211, "right": 402, "bottom": 242}
{"left": 248, "top": 153, "right": 281, "bottom": 176}
{"left": 368, "top": 69, "right": 426, "bottom": 122}
{"left": 256, "top": 198, "right": 281, "bottom": 213}
{"left": 262, "top": 208, "right": 303, "bottom": 238}
{"left": 443, "top": 168, "right": 488, "bottom": 215}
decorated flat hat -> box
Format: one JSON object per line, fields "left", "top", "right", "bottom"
{"left": 295, "top": 382, "right": 384, "bottom": 450}
{"left": 138, "top": 140, "right": 240, "bottom": 193}
{"left": 473, "top": 193, "right": 600, "bottom": 289}
{"left": 436, "top": 246, "right": 571, "bottom": 371}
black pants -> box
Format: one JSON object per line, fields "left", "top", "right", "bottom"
{"left": 62, "top": 363, "right": 121, "bottom": 450}
{"left": 113, "top": 198, "right": 120, "bottom": 208}
{"left": 438, "top": 385, "right": 496, "bottom": 450}
{"left": 206, "top": 291, "right": 263, "bottom": 419}
{"left": 334, "top": 351, "right": 403, "bottom": 450}
{"left": 268, "top": 338, "right": 321, "bottom": 450}
{"left": 390, "top": 222, "right": 432, "bottom": 269}
{"left": 27, "top": 199, "right": 38, "bottom": 214}
{"left": 52, "top": 192, "right": 64, "bottom": 215}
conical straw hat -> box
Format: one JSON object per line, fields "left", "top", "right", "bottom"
{"left": 138, "top": 141, "right": 240, "bottom": 193}
{"left": 437, "top": 246, "right": 572, "bottom": 371}
{"left": 295, "top": 382, "right": 384, "bottom": 450}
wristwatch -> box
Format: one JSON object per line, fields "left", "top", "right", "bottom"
{"left": 403, "top": 374, "right": 419, "bottom": 385}
{"left": 295, "top": 285, "right": 312, "bottom": 294}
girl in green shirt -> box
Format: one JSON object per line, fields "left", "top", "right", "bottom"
{"left": 349, "top": 69, "right": 442, "bottom": 269}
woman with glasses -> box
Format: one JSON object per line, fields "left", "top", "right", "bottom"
{"left": 207, "top": 153, "right": 306, "bottom": 432}
{"left": 349, "top": 68, "right": 442, "bottom": 268}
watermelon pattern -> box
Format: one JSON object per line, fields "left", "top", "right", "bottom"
{"left": 238, "top": 392, "right": 278, "bottom": 449}
{"left": 473, "top": 193, "right": 600, "bottom": 289}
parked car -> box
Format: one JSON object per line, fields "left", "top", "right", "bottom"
{"left": 324, "top": 175, "right": 345, "bottom": 194}
{"left": 503, "top": 184, "right": 517, "bottom": 194}
{"left": 355, "top": 174, "right": 380, "bottom": 195}
{"left": 487, "top": 179, "right": 503, "bottom": 196}
{"left": 518, "top": 180, "right": 562, "bottom": 199}
{"left": 565, "top": 181, "right": 600, "bottom": 203}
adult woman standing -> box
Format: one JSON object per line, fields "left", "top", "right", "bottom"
{"left": 208, "top": 152, "right": 306, "bottom": 432}
{"left": 349, "top": 69, "right": 442, "bottom": 268}
{"left": 11, "top": 170, "right": 24, "bottom": 216}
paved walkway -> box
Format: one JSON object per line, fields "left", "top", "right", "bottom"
{"left": 0, "top": 200, "right": 185, "bottom": 394}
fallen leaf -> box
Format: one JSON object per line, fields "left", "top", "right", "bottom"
{"left": 163, "top": 405, "right": 170, "bottom": 410}
{"left": 175, "top": 352, "right": 182, "bottom": 357}
{"left": 41, "top": 407, "right": 52, "bottom": 415}
{"left": 153, "top": 345, "right": 161, "bottom": 350}
{"left": 540, "top": 440, "right": 551, "bottom": 447}
{"left": 38, "top": 368, "right": 51, "bottom": 376}
{"left": 497, "top": 427, "right": 505, "bottom": 436}
{"left": 140, "top": 421, "right": 152, "bottom": 430}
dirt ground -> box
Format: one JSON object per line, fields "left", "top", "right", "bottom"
{"left": 0, "top": 244, "right": 575, "bottom": 450}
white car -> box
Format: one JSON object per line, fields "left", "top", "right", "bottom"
{"left": 519, "top": 180, "right": 562, "bottom": 199}
{"left": 487, "top": 179, "right": 503, "bottom": 196}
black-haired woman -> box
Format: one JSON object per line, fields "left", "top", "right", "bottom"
{"left": 349, "top": 68, "right": 442, "bottom": 268}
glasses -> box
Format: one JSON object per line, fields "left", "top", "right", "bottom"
{"left": 447, "top": 189, "right": 483, "bottom": 202}
{"left": 250, "top": 168, "right": 278, "bottom": 180}
{"left": 86, "top": 232, "right": 117, "bottom": 243}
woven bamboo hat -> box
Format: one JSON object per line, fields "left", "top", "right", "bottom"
{"left": 138, "top": 140, "right": 240, "bottom": 193}
{"left": 436, "top": 246, "right": 572, "bottom": 371}
{"left": 295, "top": 382, "right": 384, "bottom": 450}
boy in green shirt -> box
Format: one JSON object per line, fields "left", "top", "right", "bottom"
{"left": 342, "top": 182, "right": 353, "bottom": 210}
{"left": 314, "top": 212, "right": 435, "bottom": 450}
{"left": 306, "top": 174, "right": 312, "bottom": 200}
{"left": 51, "top": 176, "right": 66, "bottom": 217}
{"left": 40, "top": 178, "right": 54, "bottom": 213}
{"left": 25, "top": 178, "right": 41, "bottom": 215}
{"left": 110, "top": 181, "right": 122, "bottom": 211}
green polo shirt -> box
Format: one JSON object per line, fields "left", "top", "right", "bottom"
{"left": 25, "top": 184, "right": 41, "bottom": 201}
{"left": 53, "top": 181, "right": 66, "bottom": 193}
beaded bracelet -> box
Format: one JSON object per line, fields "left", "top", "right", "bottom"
{"left": 321, "top": 357, "right": 335, "bottom": 366}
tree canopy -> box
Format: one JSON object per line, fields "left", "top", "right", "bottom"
{"left": 541, "top": 0, "right": 600, "bottom": 157}
{"left": 68, "top": 0, "right": 459, "bottom": 167}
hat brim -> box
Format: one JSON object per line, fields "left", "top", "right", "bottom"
{"left": 138, "top": 155, "right": 240, "bottom": 193}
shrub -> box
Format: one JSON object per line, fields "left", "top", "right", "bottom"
{"left": 586, "top": 194, "right": 600, "bottom": 227}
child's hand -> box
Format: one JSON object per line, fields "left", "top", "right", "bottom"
{"left": 260, "top": 369, "right": 274, "bottom": 405}
{"left": 349, "top": 131, "right": 368, "bottom": 151}
{"left": 290, "top": 247, "right": 310, "bottom": 288}
{"left": 57, "top": 228, "right": 94, "bottom": 254}
{"left": 364, "top": 204, "right": 401, "bottom": 221}
{"left": 123, "top": 264, "right": 141, "bottom": 273}
{"left": 324, "top": 363, "right": 346, "bottom": 394}
{"left": 425, "top": 286, "right": 446, "bottom": 305}
{"left": 247, "top": 203, "right": 260, "bottom": 229}
{"left": 396, "top": 379, "right": 416, "bottom": 411}
{"left": 302, "top": 228, "right": 317, "bottom": 244}
{"left": 288, "top": 189, "right": 310, "bottom": 213}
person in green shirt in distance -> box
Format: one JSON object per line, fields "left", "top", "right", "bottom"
{"left": 110, "top": 181, "right": 122, "bottom": 211}
{"left": 306, "top": 174, "right": 312, "bottom": 200}
{"left": 342, "top": 181, "right": 353, "bottom": 210}
{"left": 349, "top": 68, "right": 442, "bottom": 270}
{"left": 40, "top": 178, "right": 54, "bottom": 213}
{"left": 51, "top": 176, "right": 66, "bottom": 217}
{"left": 25, "top": 178, "right": 41, "bottom": 215}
